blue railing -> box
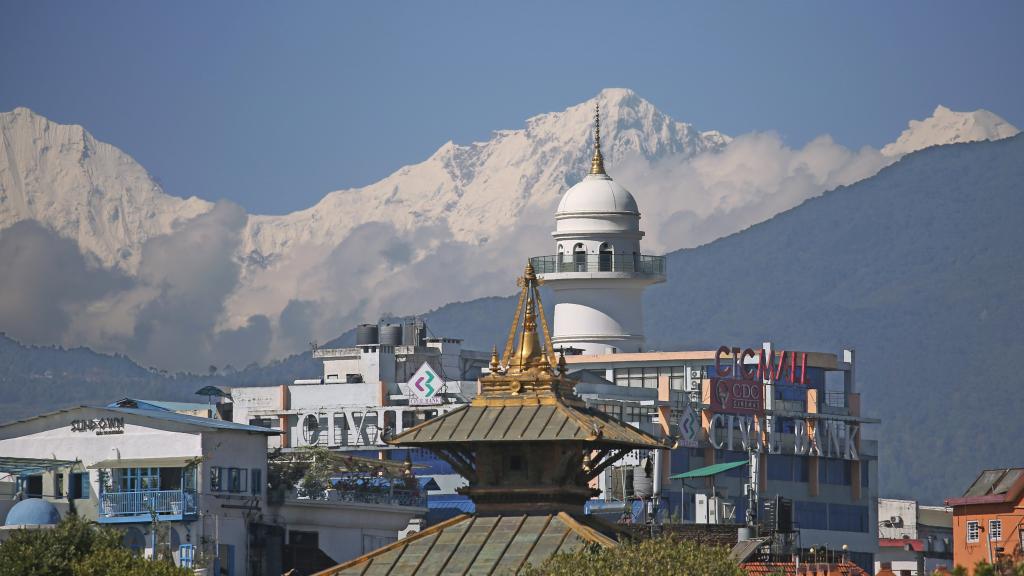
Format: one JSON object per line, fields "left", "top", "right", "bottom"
{"left": 530, "top": 254, "right": 665, "bottom": 275}
{"left": 99, "top": 490, "right": 197, "bottom": 518}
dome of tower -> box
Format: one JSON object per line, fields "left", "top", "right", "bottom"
{"left": 5, "top": 499, "right": 61, "bottom": 526}
{"left": 556, "top": 173, "right": 639, "bottom": 215}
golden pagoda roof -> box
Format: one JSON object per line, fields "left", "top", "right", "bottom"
{"left": 312, "top": 512, "right": 620, "bottom": 576}
{"left": 387, "top": 262, "right": 666, "bottom": 450}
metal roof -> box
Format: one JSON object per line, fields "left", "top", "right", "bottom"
{"left": 102, "top": 407, "right": 279, "bottom": 434}
{"left": 947, "top": 467, "right": 1024, "bottom": 507}
{"left": 0, "top": 406, "right": 278, "bottom": 435}
{"left": 87, "top": 457, "right": 195, "bottom": 469}
{"left": 0, "top": 456, "right": 79, "bottom": 475}
{"left": 669, "top": 460, "right": 748, "bottom": 479}
{"left": 108, "top": 398, "right": 215, "bottom": 413}
{"left": 313, "top": 512, "right": 618, "bottom": 576}
{"left": 389, "top": 402, "right": 664, "bottom": 449}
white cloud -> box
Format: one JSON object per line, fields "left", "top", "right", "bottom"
{"left": 616, "top": 132, "right": 893, "bottom": 252}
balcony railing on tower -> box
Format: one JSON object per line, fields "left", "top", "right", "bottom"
{"left": 530, "top": 253, "right": 665, "bottom": 275}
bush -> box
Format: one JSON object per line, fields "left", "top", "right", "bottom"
{"left": 0, "top": 514, "right": 191, "bottom": 576}
{"left": 521, "top": 536, "right": 744, "bottom": 576}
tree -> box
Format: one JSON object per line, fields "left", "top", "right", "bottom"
{"left": 521, "top": 536, "right": 744, "bottom": 576}
{"left": 0, "top": 515, "right": 191, "bottom": 576}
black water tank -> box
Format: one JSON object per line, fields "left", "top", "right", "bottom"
{"left": 356, "top": 324, "right": 379, "bottom": 345}
{"left": 379, "top": 324, "right": 403, "bottom": 346}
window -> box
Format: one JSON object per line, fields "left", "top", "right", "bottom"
{"left": 54, "top": 473, "right": 64, "bottom": 498}
{"left": 989, "top": 519, "right": 1002, "bottom": 541}
{"left": 794, "top": 500, "right": 828, "bottom": 530}
{"left": 573, "top": 244, "right": 586, "bottom": 272}
{"left": 599, "top": 243, "right": 613, "bottom": 271}
{"left": 116, "top": 467, "right": 159, "bottom": 492}
{"left": 70, "top": 472, "right": 89, "bottom": 500}
{"left": 966, "top": 520, "right": 980, "bottom": 543}
{"left": 251, "top": 469, "right": 262, "bottom": 496}
{"left": 828, "top": 503, "right": 868, "bottom": 533}
{"left": 227, "top": 468, "right": 247, "bottom": 493}
{"left": 210, "top": 467, "right": 222, "bottom": 492}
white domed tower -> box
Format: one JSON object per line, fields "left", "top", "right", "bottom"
{"left": 531, "top": 104, "right": 666, "bottom": 355}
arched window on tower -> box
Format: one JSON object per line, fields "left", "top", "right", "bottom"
{"left": 599, "top": 243, "right": 613, "bottom": 272}
{"left": 573, "top": 243, "right": 586, "bottom": 272}
{"left": 557, "top": 244, "right": 566, "bottom": 272}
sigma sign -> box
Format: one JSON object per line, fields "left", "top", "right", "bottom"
{"left": 408, "top": 362, "right": 442, "bottom": 405}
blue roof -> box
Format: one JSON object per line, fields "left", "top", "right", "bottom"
{"left": 102, "top": 407, "right": 279, "bottom": 434}
{"left": 5, "top": 499, "right": 61, "bottom": 526}
{"left": 108, "top": 398, "right": 215, "bottom": 413}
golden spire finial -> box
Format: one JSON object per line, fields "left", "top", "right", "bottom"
{"left": 590, "top": 101, "right": 606, "bottom": 175}
{"left": 489, "top": 345, "right": 500, "bottom": 373}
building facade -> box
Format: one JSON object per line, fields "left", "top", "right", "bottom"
{"left": 0, "top": 406, "right": 276, "bottom": 575}
{"left": 946, "top": 468, "right": 1024, "bottom": 573}
{"left": 876, "top": 497, "right": 954, "bottom": 574}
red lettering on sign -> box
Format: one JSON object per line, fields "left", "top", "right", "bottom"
{"left": 715, "top": 346, "right": 731, "bottom": 378}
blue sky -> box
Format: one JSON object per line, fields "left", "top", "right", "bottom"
{"left": 2, "top": 1, "right": 1021, "bottom": 214}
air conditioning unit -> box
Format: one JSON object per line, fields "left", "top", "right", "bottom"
{"left": 696, "top": 495, "right": 735, "bottom": 525}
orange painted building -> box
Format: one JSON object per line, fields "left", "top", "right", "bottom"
{"left": 945, "top": 468, "right": 1024, "bottom": 574}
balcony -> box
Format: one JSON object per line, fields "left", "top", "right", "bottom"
{"left": 530, "top": 254, "right": 665, "bottom": 276}
{"left": 98, "top": 489, "right": 197, "bottom": 523}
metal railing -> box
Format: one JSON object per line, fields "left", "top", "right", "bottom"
{"left": 99, "top": 490, "right": 197, "bottom": 517}
{"left": 294, "top": 487, "right": 426, "bottom": 508}
{"left": 530, "top": 254, "right": 665, "bottom": 275}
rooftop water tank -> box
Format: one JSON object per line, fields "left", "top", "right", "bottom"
{"left": 379, "top": 324, "right": 403, "bottom": 346}
{"left": 356, "top": 324, "right": 379, "bottom": 346}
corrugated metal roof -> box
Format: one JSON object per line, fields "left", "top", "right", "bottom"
{"left": 390, "top": 403, "right": 663, "bottom": 449}
{"left": 109, "top": 398, "right": 215, "bottom": 413}
{"left": 0, "top": 456, "right": 78, "bottom": 475}
{"left": 313, "top": 512, "right": 618, "bottom": 576}
{"left": 102, "top": 407, "right": 279, "bottom": 434}
{"left": 0, "top": 405, "right": 277, "bottom": 435}
{"left": 963, "top": 468, "right": 1024, "bottom": 497}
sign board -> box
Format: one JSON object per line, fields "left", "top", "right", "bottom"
{"left": 677, "top": 404, "right": 699, "bottom": 448}
{"left": 71, "top": 417, "right": 125, "bottom": 435}
{"left": 708, "top": 377, "right": 764, "bottom": 415}
{"left": 408, "top": 362, "right": 440, "bottom": 402}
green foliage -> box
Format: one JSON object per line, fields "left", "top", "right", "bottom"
{"left": 520, "top": 537, "right": 744, "bottom": 576}
{"left": 0, "top": 514, "right": 190, "bottom": 576}
{"left": 959, "top": 559, "right": 1024, "bottom": 576}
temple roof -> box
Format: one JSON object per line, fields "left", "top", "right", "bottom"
{"left": 387, "top": 262, "right": 666, "bottom": 451}
{"left": 391, "top": 401, "right": 662, "bottom": 449}
{"left": 313, "top": 512, "right": 619, "bottom": 576}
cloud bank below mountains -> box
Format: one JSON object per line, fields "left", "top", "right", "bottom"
{"left": 0, "top": 101, "right": 1016, "bottom": 372}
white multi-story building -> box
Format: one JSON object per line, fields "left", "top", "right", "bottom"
{"left": 876, "top": 498, "right": 954, "bottom": 574}
{"left": 0, "top": 405, "right": 275, "bottom": 575}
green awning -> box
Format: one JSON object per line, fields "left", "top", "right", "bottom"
{"left": 669, "top": 460, "right": 747, "bottom": 479}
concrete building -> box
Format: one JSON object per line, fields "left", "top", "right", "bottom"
{"left": 876, "top": 497, "right": 953, "bottom": 574}
{"left": 946, "top": 467, "right": 1024, "bottom": 574}
{"left": 0, "top": 405, "right": 277, "bottom": 575}
{"left": 228, "top": 319, "right": 489, "bottom": 523}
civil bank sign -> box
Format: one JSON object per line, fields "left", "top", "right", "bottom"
{"left": 703, "top": 345, "right": 861, "bottom": 461}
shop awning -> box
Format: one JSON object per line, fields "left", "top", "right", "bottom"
{"left": 0, "top": 456, "right": 78, "bottom": 475}
{"left": 669, "top": 460, "right": 747, "bottom": 479}
{"left": 87, "top": 457, "right": 195, "bottom": 469}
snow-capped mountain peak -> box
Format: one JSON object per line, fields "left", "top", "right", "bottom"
{"left": 0, "top": 106, "right": 213, "bottom": 271}
{"left": 881, "top": 105, "right": 1019, "bottom": 157}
